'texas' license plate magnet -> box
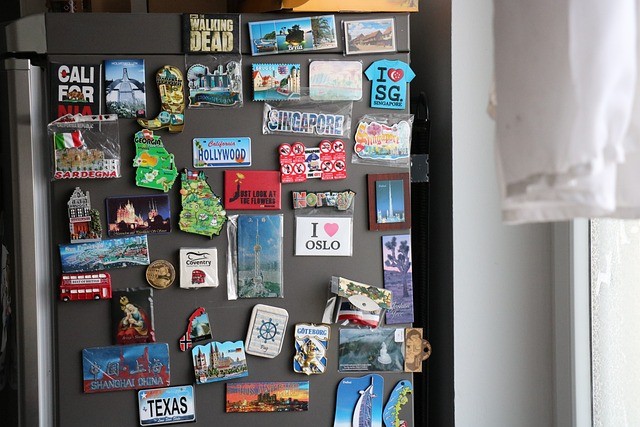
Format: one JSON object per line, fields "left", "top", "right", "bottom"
{"left": 193, "top": 137, "right": 251, "bottom": 168}
{"left": 138, "top": 385, "right": 196, "bottom": 425}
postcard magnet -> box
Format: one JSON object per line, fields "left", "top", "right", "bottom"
{"left": 146, "top": 260, "right": 176, "bottom": 290}
{"left": 179, "top": 307, "right": 212, "bottom": 352}
{"left": 245, "top": 304, "right": 288, "bottom": 358}
{"left": 226, "top": 382, "right": 309, "bottom": 412}
{"left": 105, "top": 58, "right": 146, "bottom": 118}
{"left": 59, "top": 272, "right": 111, "bottom": 302}
{"left": 344, "top": 18, "right": 396, "bottom": 56}
{"left": 178, "top": 169, "right": 227, "bottom": 238}
{"left": 106, "top": 194, "right": 171, "bottom": 237}
{"left": 382, "top": 380, "right": 412, "bottom": 427}
{"left": 293, "top": 323, "right": 330, "bottom": 375}
{"left": 67, "top": 187, "right": 102, "bottom": 243}
{"left": 139, "top": 385, "right": 196, "bottom": 425}
{"left": 252, "top": 63, "right": 300, "bottom": 101}
{"left": 248, "top": 15, "right": 337, "bottom": 56}
{"left": 179, "top": 248, "right": 218, "bottom": 289}
{"left": 338, "top": 328, "right": 405, "bottom": 372}
{"left": 334, "top": 374, "right": 384, "bottom": 427}
{"left": 224, "top": 170, "right": 281, "bottom": 210}
{"left": 192, "top": 340, "right": 248, "bottom": 384}
{"left": 59, "top": 235, "right": 150, "bottom": 273}
{"left": 82, "top": 343, "right": 170, "bottom": 393}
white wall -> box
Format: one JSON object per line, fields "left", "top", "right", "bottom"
{"left": 451, "top": 1, "right": 555, "bottom": 425}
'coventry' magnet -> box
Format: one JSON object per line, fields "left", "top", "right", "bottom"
{"left": 179, "top": 248, "right": 219, "bottom": 289}
{"left": 193, "top": 137, "right": 251, "bottom": 168}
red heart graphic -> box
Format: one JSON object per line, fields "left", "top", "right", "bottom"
{"left": 324, "top": 223, "right": 339, "bottom": 237}
{"left": 388, "top": 68, "right": 404, "bottom": 82}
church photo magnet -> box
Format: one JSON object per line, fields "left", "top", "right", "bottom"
{"left": 105, "top": 194, "right": 171, "bottom": 237}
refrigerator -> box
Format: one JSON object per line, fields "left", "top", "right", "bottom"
{"left": 0, "top": 12, "right": 421, "bottom": 427}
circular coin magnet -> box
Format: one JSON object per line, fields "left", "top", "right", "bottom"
{"left": 145, "top": 260, "right": 176, "bottom": 289}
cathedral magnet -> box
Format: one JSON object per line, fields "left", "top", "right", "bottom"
{"left": 105, "top": 194, "right": 171, "bottom": 237}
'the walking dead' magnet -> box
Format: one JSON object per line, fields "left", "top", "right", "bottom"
{"left": 183, "top": 14, "right": 240, "bottom": 54}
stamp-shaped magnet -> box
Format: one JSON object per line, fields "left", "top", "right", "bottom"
{"left": 293, "top": 323, "right": 330, "bottom": 375}
{"left": 245, "top": 304, "right": 288, "bottom": 358}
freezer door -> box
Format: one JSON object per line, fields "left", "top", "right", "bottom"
{"left": 1, "top": 58, "right": 54, "bottom": 427}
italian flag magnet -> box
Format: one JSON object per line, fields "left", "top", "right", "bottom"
{"left": 54, "top": 130, "right": 85, "bottom": 149}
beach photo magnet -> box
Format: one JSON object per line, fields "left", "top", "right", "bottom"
{"left": 226, "top": 382, "right": 309, "bottom": 413}
{"left": 309, "top": 60, "right": 362, "bottom": 101}
{"left": 192, "top": 340, "right": 248, "bottom": 384}
{"left": 252, "top": 63, "right": 300, "bottom": 101}
{"left": 224, "top": 170, "right": 281, "bottom": 210}
{"left": 139, "top": 385, "right": 196, "bottom": 425}
{"left": 334, "top": 374, "right": 384, "bottom": 427}
{"left": 295, "top": 216, "right": 353, "bottom": 257}
{"left": 82, "top": 343, "right": 170, "bottom": 393}
{"left": 106, "top": 194, "right": 171, "bottom": 237}
{"left": 59, "top": 235, "right": 150, "bottom": 273}
{"left": 193, "top": 137, "right": 251, "bottom": 168}
{"left": 344, "top": 18, "right": 396, "bottom": 55}
{"left": 248, "top": 15, "right": 337, "bottom": 56}
{"left": 245, "top": 304, "right": 289, "bottom": 358}
{"left": 179, "top": 248, "right": 218, "bottom": 289}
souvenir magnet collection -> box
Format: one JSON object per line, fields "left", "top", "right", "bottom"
{"left": 138, "top": 65, "right": 185, "bottom": 133}
{"left": 59, "top": 272, "right": 112, "bottom": 302}
{"left": 112, "top": 287, "right": 156, "bottom": 345}
{"left": 245, "top": 304, "right": 288, "bottom": 358}
{"left": 59, "top": 235, "right": 150, "bottom": 273}
{"left": 382, "top": 234, "right": 414, "bottom": 324}
{"left": 133, "top": 130, "right": 179, "bottom": 192}
{"left": 192, "top": 340, "right": 249, "bottom": 384}
{"left": 293, "top": 323, "right": 330, "bottom": 375}
{"left": 278, "top": 140, "right": 346, "bottom": 183}
{"left": 364, "top": 59, "right": 415, "bottom": 110}
{"left": 106, "top": 194, "right": 171, "bottom": 237}
{"left": 183, "top": 14, "right": 240, "bottom": 54}
{"left": 146, "top": 260, "right": 176, "bottom": 290}
{"left": 67, "top": 187, "right": 102, "bottom": 243}
{"left": 49, "top": 113, "right": 121, "bottom": 180}
{"left": 338, "top": 328, "right": 405, "bottom": 372}
{"left": 295, "top": 216, "right": 353, "bottom": 257}
{"left": 82, "top": 343, "right": 170, "bottom": 393}
{"left": 334, "top": 374, "right": 384, "bottom": 427}
{"left": 224, "top": 170, "right": 281, "bottom": 210}
{"left": 252, "top": 63, "right": 301, "bottom": 101}
{"left": 344, "top": 18, "right": 396, "bottom": 56}
{"left": 186, "top": 62, "right": 243, "bottom": 108}
{"left": 382, "top": 380, "right": 412, "bottom": 427}
{"left": 179, "top": 307, "right": 212, "bottom": 352}
{"left": 404, "top": 328, "right": 431, "bottom": 373}
{"left": 104, "top": 58, "right": 146, "bottom": 118}
{"left": 179, "top": 248, "right": 219, "bottom": 289}
{"left": 309, "top": 60, "right": 362, "bottom": 101}
{"left": 226, "top": 381, "right": 309, "bottom": 413}
{"left": 193, "top": 137, "right": 251, "bottom": 168}
{"left": 178, "top": 169, "right": 227, "bottom": 238}
{"left": 292, "top": 190, "right": 356, "bottom": 211}
{"left": 50, "top": 63, "right": 101, "bottom": 119}
{"left": 236, "top": 215, "right": 283, "bottom": 298}
{"left": 138, "top": 385, "right": 196, "bottom": 425}
{"left": 248, "top": 15, "right": 337, "bottom": 56}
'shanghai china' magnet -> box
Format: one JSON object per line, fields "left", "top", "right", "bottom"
{"left": 146, "top": 260, "right": 176, "bottom": 289}
{"left": 382, "top": 380, "right": 412, "bottom": 427}
{"left": 178, "top": 169, "right": 227, "bottom": 238}
{"left": 293, "top": 323, "right": 330, "bottom": 375}
{"left": 179, "top": 307, "right": 213, "bottom": 352}
{"left": 245, "top": 304, "right": 288, "bottom": 358}
{"left": 279, "top": 140, "right": 346, "bottom": 183}
{"left": 67, "top": 187, "right": 102, "bottom": 243}
{"left": 179, "top": 248, "right": 219, "bottom": 289}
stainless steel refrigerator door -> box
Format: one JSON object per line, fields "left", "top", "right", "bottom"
{"left": 1, "top": 58, "right": 54, "bottom": 427}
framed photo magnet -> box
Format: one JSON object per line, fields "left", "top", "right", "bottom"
{"left": 367, "top": 173, "right": 411, "bottom": 231}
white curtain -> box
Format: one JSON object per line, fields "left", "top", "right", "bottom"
{"left": 493, "top": 1, "right": 640, "bottom": 223}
